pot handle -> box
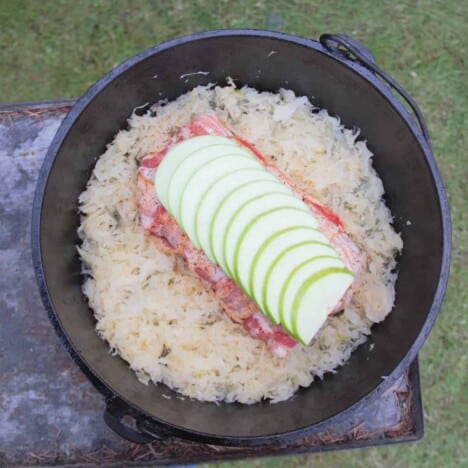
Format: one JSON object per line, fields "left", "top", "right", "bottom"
{"left": 319, "top": 34, "right": 431, "bottom": 143}
{"left": 104, "top": 398, "right": 169, "bottom": 444}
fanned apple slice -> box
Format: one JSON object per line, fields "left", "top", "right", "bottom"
{"left": 196, "top": 168, "right": 273, "bottom": 263}
{"left": 278, "top": 256, "right": 347, "bottom": 335}
{"left": 265, "top": 245, "right": 341, "bottom": 324}
{"left": 179, "top": 151, "right": 262, "bottom": 247}
{"left": 233, "top": 208, "right": 323, "bottom": 291}
{"left": 248, "top": 226, "right": 330, "bottom": 307}
{"left": 168, "top": 144, "right": 251, "bottom": 222}
{"left": 223, "top": 192, "right": 307, "bottom": 278}
{"left": 155, "top": 135, "right": 237, "bottom": 209}
{"left": 210, "top": 180, "right": 290, "bottom": 275}
{"left": 291, "top": 268, "right": 353, "bottom": 345}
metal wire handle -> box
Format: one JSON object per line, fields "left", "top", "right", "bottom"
{"left": 319, "top": 34, "right": 431, "bottom": 143}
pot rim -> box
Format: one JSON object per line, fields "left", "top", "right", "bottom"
{"left": 31, "top": 29, "right": 451, "bottom": 445}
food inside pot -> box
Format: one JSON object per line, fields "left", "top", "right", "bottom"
{"left": 138, "top": 114, "right": 363, "bottom": 353}
{"left": 77, "top": 82, "right": 402, "bottom": 404}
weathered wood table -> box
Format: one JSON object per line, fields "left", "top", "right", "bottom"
{"left": 0, "top": 102, "right": 423, "bottom": 466}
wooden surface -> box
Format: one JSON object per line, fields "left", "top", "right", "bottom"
{"left": 0, "top": 104, "right": 423, "bottom": 466}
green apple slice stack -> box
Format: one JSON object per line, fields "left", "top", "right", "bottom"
{"left": 154, "top": 135, "right": 353, "bottom": 345}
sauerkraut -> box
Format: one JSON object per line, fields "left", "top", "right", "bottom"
{"left": 77, "top": 83, "right": 402, "bottom": 404}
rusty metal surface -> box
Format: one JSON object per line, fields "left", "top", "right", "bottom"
{"left": 0, "top": 104, "right": 423, "bottom": 466}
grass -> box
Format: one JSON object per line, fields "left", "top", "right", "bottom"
{"left": 1, "top": 0, "right": 466, "bottom": 466}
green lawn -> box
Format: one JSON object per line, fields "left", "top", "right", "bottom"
{"left": 1, "top": 1, "right": 466, "bottom": 466}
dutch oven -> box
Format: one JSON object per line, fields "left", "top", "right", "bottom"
{"left": 31, "top": 30, "right": 451, "bottom": 445}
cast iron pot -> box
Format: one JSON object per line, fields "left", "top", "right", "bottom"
{"left": 32, "top": 30, "right": 451, "bottom": 446}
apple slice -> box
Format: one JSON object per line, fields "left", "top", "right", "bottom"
{"left": 248, "top": 226, "right": 330, "bottom": 304}
{"left": 278, "top": 256, "right": 347, "bottom": 335}
{"left": 223, "top": 192, "right": 307, "bottom": 279}
{"left": 264, "top": 245, "right": 341, "bottom": 324}
{"left": 210, "top": 179, "right": 290, "bottom": 275}
{"left": 233, "top": 208, "right": 328, "bottom": 295}
{"left": 196, "top": 168, "right": 274, "bottom": 263}
{"left": 155, "top": 135, "right": 237, "bottom": 209}
{"left": 167, "top": 143, "right": 249, "bottom": 222}
{"left": 179, "top": 151, "right": 262, "bottom": 247}
{"left": 291, "top": 268, "right": 353, "bottom": 345}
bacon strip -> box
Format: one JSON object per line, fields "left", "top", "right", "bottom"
{"left": 136, "top": 113, "right": 364, "bottom": 358}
